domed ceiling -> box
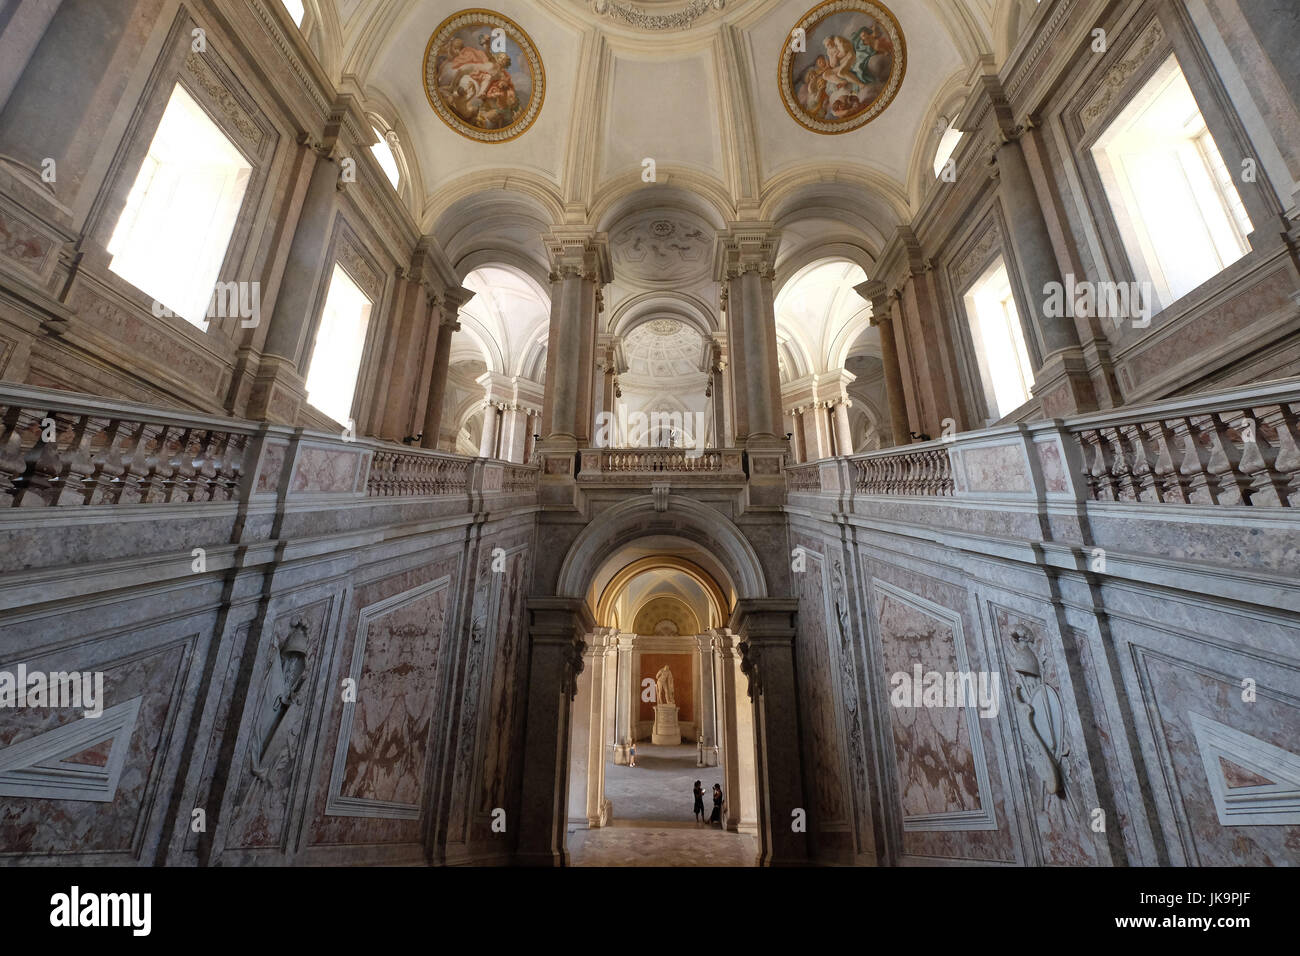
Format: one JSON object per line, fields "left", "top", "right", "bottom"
{"left": 623, "top": 319, "right": 708, "bottom": 377}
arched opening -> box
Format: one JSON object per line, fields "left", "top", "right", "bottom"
{"left": 535, "top": 496, "right": 775, "bottom": 867}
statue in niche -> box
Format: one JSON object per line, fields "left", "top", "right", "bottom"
{"left": 1007, "top": 626, "right": 1070, "bottom": 811}
{"left": 654, "top": 664, "right": 675, "bottom": 706}
{"left": 249, "top": 619, "right": 311, "bottom": 786}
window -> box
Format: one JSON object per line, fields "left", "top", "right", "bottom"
{"left": 304, "top": 263, "right": 373, "bottom": 426}
{"left": 933, "top": 121, "right": 963, "bottom": 178}
{"left": 107, "top": 84, "right": 252, "bottom": 328}
{"left": 1091, "top": 55, "right": 1252, "bottom": 311}
{"left": 963, "top": 258, "right": 1035, "bottom": 421}
{"left": 370, "top": 127, "right": 400, "bottom": 189}
{"left": 280, "top": 0, "right": 306, "bottom": 26}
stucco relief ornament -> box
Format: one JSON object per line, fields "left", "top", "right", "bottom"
{"left": 779, "top": 0, "right": 907, "bottom": 135}
{"left": 1007, "top": 627, "right": 1071, "bottom": 811}
{"left": 245, "top": 619, "right": 312, "bottom": 795}
{"left": 592, "top": 0, "right": 725, "bottom": 31}
{"left": 423, "top": 9, "right": 545, "bottom": 143}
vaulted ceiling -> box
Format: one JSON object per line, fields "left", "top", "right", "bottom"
{"left": 295, "top": 0, "right": 1033, "bottom": 279}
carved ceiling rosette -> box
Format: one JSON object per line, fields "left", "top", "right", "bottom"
{"left": 779, "top": 0, "right": 907, "bottom": 135}
{"left": 422, "top": 9, "right": 546, "bottom": 143}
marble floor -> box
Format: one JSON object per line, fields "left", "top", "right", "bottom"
{"left": 568, "top": 743, "right": 757, "bottom": 866}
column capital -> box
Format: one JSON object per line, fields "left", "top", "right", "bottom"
{"left": 855, "top": 279, "right": 892, "bottom": 322}
{"left": 544, "top": 228, "right": 613, "bottom": 284}
{"left": 713, "top": 222, "right": 780, "bottom": 282}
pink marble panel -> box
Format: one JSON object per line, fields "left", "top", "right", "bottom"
{"left": 1034, "top": 437, "right": 1069, "bottom": 494}
{"left": 254, "top": 441, "right": 288, "bottom": 494}
{"left": 960, "top": 442, "right": 1031, "bottom": 493}
{"left": 289, "top": 446, "right": 362, "bottom": 494}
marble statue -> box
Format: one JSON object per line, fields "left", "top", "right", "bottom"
{"left": 654, "top": 664, "right": 675, "bottom": 705}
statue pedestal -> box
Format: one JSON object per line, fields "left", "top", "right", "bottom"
{"left": 651, "top": 704, "right": 680, "bottom": 745}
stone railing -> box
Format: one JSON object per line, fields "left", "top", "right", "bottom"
{"left": 502, "top": 462, "right": 540, "bottom": 493}
{"left": 1, "top": 387, "right": 256, "bottom": 507}
{"left": 579, "top": 447, "right": 746, "bottom": 478}
{"left": 1066, "top": 382, "right": 1299, "bottom": 507}
{"left": 784, "top": 461, "right": 823, "bottom": 492}
{"left": 850, "top": 446, "right": 955, "bottom": 497}
{"left": 0, "top": 384, "right": 513, "bottom": 508}
{"left": 366, "top": 448, "right": 470, "bottom": 498}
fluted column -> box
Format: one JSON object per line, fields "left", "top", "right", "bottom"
{"left": 420, "top": 309, "right": 461, "bottom": 450}
{"left": 856, "top": 280, "right": 910, "bottom": 446}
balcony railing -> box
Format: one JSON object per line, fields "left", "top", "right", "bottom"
{"left": 0, "top": 384, "right": 528, "bottom": 507}
{"left": 579, "top": 447, "right": 746, "bottom": 478}
{"left": 791, "top": 379, "right": 1300, "bottom": 508}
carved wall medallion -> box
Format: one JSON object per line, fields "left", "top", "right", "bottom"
{"left": 422, "top": 9, "right": 545, "bottom": 143}
{"left": 779, "top": 0, "right": 907, "bottom": 135}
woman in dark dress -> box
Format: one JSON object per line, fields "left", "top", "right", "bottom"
{"left": 709, "top": 783, "right": 723, "bottom": 825}
{"left": 693, "top": 780, "right": 705, "bottom": 823}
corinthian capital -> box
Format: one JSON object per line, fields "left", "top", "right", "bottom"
{"left": 713, "top": 223, "right": 779, "bottom": 282}
{"left": 544, "top": 227, "right": 613, "bottom": 285}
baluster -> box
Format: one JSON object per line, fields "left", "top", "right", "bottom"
{"left": 1235, "top": 406, "right": 1281, "bottom": 507}
{"left": 1205, "top": 412, "right": 1251, "bottom": 506}
{"left": 0, "top": 406, "right": 27, "bottom": 507}
{"left": 17, "top": 411, "right": 63, "bottom": 506}
{"left": 1149, "top": 419, "right": 1189, "bottom": 503}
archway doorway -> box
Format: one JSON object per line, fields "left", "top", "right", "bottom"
{"left": 564, "top": 548, "right": 760, "bottom": 866}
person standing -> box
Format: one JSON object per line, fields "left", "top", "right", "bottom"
{"left": 693, "top": 780, "right": 705, "bottom": 824}
{"left": 709, "top": 783, "right": 723, "bottom": 825}
{"left": 628, "top": 740, "right": 637, "bottom": 768}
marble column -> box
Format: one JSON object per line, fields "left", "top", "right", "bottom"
{"left": 694, "top": 633, "right": 719, "bottom": 765}
{"left": 733, "top": 599, "right": 807, "bottom": 866}
{"left": 716, "top": 226, "right": 784, "bottom": 442}
{"left": 498, "top": 404, "right": 533, "bottom": 463}
{"left": 612, "top": 633, "right": 635, "bottom": 764}
{"left": 0, "top": 0, "right": 158, "bottom": 204}
{"left": 522, "top": 412, "right": 537, "bottom": 463}
{"left": 962, "top": 77, "right": 1096, "bottom": 415}
{"left": 420, "top": 309, "right": 460, "bottom": 450}
{"left": 833, "top": 400, "right": 854, "bottom": 457}
{"left": 856, "top": 280, "right": 910, "bottom": 446}
{"left": 568, "top": 629, "right": 612, "bottom": 829}
{"left": 713, "top": 629, "right": 744, "bottom": 832}
{"left": 478, "top": 402, "right": 501, "bottom": 459}
{"left": 539, "top": 230, "right": 611, "bottom": 449}
{"left": 516, "top": 598, "right": 593, "bottom": 867}
{"left": 377, "top": 265, "right": 434, "bottom": 441}
{"left": 789, "top": 410, "right": 806, "bottom": 463}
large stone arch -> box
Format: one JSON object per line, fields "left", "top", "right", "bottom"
{"left": 518, "top": 495, "right": 806, "bottom": 867}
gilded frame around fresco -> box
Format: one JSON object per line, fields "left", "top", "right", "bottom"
{"left": 422, "top": 8, "right": 546, "bottom": 144}
{"left": 778, "top": 0, "right": 908, "bottom": 135}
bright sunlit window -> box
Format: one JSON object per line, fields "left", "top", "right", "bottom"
{"left": 304, "top": 263, "right": 373, "bottom": 425}
{"left": 1091, "top": 55, "right": 1252, "bottom": 311}
{"left": 107, "top": 84, "right": 252, "bottom": 328}
{"left": 280, "top": 0, "right": 305, "bottom": 26}
{"left": 370, "top": 127, "right": 400, "bottom": 189}
{"left": 964, "top": 259, "right": 1034, "bottom": 420}
{"left": 933, "top": 121, "right": 963, "bottom": 178}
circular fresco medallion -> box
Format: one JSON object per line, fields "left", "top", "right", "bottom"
{"left": 779, "top": 0, "right": 907, "bottom": 135}
{"left": 422, "top": 9, "right": 545, "bottom": 143}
